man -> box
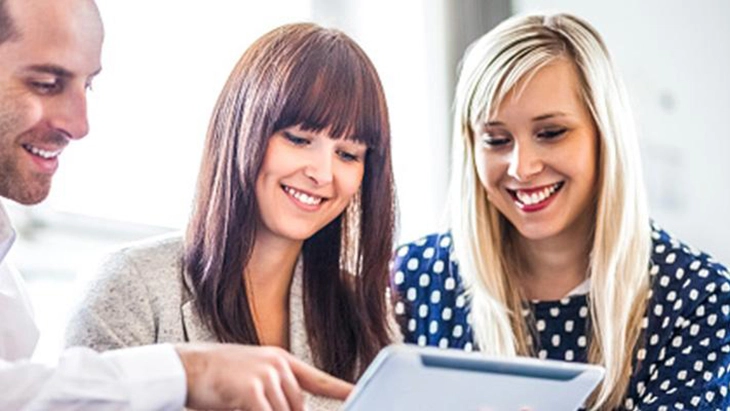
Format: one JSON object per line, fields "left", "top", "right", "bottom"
{"left": 0, "top": 0, "right": 352, "bottom": 409}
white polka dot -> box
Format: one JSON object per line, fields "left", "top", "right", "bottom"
{"left": 660, "top": 380, "right": 670, "bottom": 391}
{"left": 694, "top": 361, "right": 703, "bottom": 372}
{"left": 408, "top": 319, "right": 416, "bottom": 332}
{"left": 438, "top": 338, "right": 448, "bottom": 349}
{"left": 453, "top": 325, "right": 463, "bottom": 338}
{"left": 655, "top": 244, "right": 666, "bottom": 254}
{"left": 708, "top": 352, "right": 718, "bottom": 362}
{"left": 418, "top": 304, "right": 428, "bottom": 318}
{"left": 722, "top": 282, "right": 730, "bottom": 293}
{"left": 650, "top": 334, "right": 659, "bottom": 346}
{"left": 672, "top": 336, "right": 683, "bottom": 347}
{"left": 565, "top": 350, "right": 574, "bottom": 361}
{"left": 650, "top": 265, "right": 661, "bottom": 275}
{"left": 690, "top": 324, "right": 700, "bottom": 337}
{"left": 417, "top": 335, "right": 427, "bottom": 346}
{"left": 422, "top": 247, "right": 435, "bottom": 259}
{"left": 430, "top": 290, "right": 441, "bottom": 304}
{"left": 396, "top": 246, "right": 409, "bottom": 257}
{"left": 708, "top": 313, "right": 718, "bottom": 326}
{"left": 665, "top": 253, "right": 677, "bottom": 264}
{"left": 549, "top": 307, "right": 560, "bottom": 317}
{"left": 551, "top": 334, "right": 561, "bottom": 347}
{"left": 433, "top": 260, "right": 445, "bottom": 274}
{"left": 442, "top": 307, "right": 453, "bottom": 321}
{"left": 667, "top": 291, "right": 677, "bottom": 302}
{"left": 690, "top": 260, "right": 701, "bottom": 271}
{"left": 395, "top": 301, "right": 405, "bottom": 315}
{"left": 406, "top": 287, "right": 417, "bottom": 301}
{"left": 439, "top": 236, "right": 452, "bottom": 248}
{"left": 564, "top": 320, "right": 574, "bottom": 333}
{"left": 673, "top": 299, "right": 683, "bottom": 311}
{"left": 637, "top": 348, "right": 647, "bottom": 360}
{"left": 536, "top": 319, "right": 546, "bottom": 332}
{"left": 464, "top": 342, "right": 473, "bottom": 352}
{"left": 419, "top": 274, "right": 430, "bottom": 287}
{"left": 407, "top": 258, "right": 419, "bottom": 271}
{"left": 538, "top": 350, "right": 547, "bottom": 359}
{"left": 704, "top": 371, "right": 713, "bottom": 382}
{"left": 579, "top": 306, "right": 588, "bottom": 318}
{"left": 455, "top": 295, "right": 466, "bottom": 308}
{"left": 689, "top": 289, "right": 699, "bottom": 301}
{"left": 660, "top": 276, "right": 670, "bottom": 287}
{"left": 675, "top": 268, "right": 685, "bottom": 280}
{"left": 654, "top": 304, "right": 663, "bottom": 316}
{"left": 699, "top": 268, "right": 709, "bottom": 278}
{"left": 393, "top": 270, "right": 405, "bottom": 285}
{"left": 429, "top": 321, "right": 438, "bottom": 334}
{"left": 716, "top": 329, "right": 726, "bottom": 339}
{"left": 578, "top": 336, "right": 587, "bottom": 347}
{"left": 444, "top": 277, "right": 455, "bottom": 290}
{"left": 677, "top": 370, "right": 687, "bottom": 380}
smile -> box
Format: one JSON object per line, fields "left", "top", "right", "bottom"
{"left": 507, "top": 182, "right": 564, "bottom": 209}
{"left": 282, "top": 185, "right": 324, "bottom": 206}
{"left": 22, "top": 144, "right": 62, "bottom": 159}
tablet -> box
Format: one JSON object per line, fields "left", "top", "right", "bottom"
{"left": 342, "top": 344, "right": 605, "bottom": 411}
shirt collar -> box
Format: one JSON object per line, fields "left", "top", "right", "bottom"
{"left": 0, "top": 201, "right": 17, "bottom": 263}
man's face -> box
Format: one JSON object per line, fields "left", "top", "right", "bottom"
{"left": 0, "top": 0, "right": 102, "bottom": 204}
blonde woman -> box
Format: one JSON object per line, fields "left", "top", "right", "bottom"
{"left": 392, "top": 13, "right": 730, "bottom": 410}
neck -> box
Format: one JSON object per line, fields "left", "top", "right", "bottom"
{"left": 245, "top": 230, "right": 303, "bottom": 347}
{"left": 516, "top": 210, "right": 593, "bottom": 301}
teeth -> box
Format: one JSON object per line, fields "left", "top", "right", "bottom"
{"left": 284, "top": 186, "right": 323, "bottom": 206}
{"left": 515, "top": 183, "right": 561, "bottom": 206}
{"left": 24, "top": 144, "right": 61, "bottom": 159}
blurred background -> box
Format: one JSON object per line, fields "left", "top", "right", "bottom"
{"left": 5, "top": 0, "right": 729, "bottom": 363}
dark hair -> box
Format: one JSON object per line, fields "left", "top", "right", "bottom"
{"left": 184, "top": 23, "right": 395, "bottom": 381}
{"left": 0, "top": 0, "right": 19, "bottom": 45}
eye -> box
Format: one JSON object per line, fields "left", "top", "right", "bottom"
{"left": 282, "top": 131, "right": 311, "bottom": 146}
{"left": 28, "top": 79, "right": 63, "bottom": 95}
{"left": 537, "top": 128, "right": 567, "bottom": 140}
{"left": 336, "top": 149, "right": 361, "bottom": 162}
{"left": 478, "top": 132, "right": 511, "bottom": 148}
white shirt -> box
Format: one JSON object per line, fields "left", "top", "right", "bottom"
{"left": 0, "top": 201, "right": 186, "bottom": 410}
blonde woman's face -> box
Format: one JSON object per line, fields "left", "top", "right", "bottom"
{"left": 473, "top": 59, "right": 598, "bottom": 243}
{"left": 255, "top": 124, "right": 367, "bottom": 244}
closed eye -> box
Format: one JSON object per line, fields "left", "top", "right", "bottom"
{"left": 537, "top": 128, "right": 567, "bottom": 140}
{"left": 28, "top": 80, "right": 63, "bottom": 95}
{"left": 337, "top": 149, "right": 361, "bottom": 162}
{"left": 282, "top": 131, "right": 310, "bottom": 146}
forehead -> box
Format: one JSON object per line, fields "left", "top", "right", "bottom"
{"left": 490, "top": 59, "right": 585, "bottom": 120}
{"left": 1, "top": 0, "right": 103, "bottom": 76}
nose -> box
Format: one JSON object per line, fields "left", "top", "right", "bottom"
{"left": 49, "top": 88, "right": 90, "bottom": 140}
{"left": 303, "top": 148, "right": 334, "bottom": 186}
{"left": 507, "top": 141, "right": 544, "bottom": 182}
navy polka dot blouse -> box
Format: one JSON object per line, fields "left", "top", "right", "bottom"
{"left": 391, "top": 223, "right": 730, "bottom": 410}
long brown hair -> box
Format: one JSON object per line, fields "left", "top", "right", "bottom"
{"left": 184, "top": 23, "right": 395, "bottom": 381}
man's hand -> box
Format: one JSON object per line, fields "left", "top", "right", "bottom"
{"left": 175, "top": 343, "right": 353, "bottom": 411}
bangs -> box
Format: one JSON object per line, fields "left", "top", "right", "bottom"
{"left": 274, "top": 34, "right": 387, "bottom": 150}
{"left": 468, "top": 42, "right": 562, "bottom": 130}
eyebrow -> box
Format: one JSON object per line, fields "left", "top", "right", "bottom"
{"left": 485, "top": 112, "right": 568, "bottom": 127}
{"left": 24, "top": 64, "right": 103, "bottom": 78}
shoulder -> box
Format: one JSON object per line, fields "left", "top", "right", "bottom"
{"left": 644, "top": 222, "right": 730, "bottom": 340}
{"left": 87, "top": 233, "right": 186, "bottom": 297}
{"left": 392, "top": 232, "right": 459, "bottom": 290}
{"left": 648, "top": 222, "right": 729, "bottom": 300}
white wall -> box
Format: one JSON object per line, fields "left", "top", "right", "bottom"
{"left": 514, "top": 0, "right": 730, "bottom": 263}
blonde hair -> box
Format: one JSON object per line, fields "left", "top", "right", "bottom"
{"left": 450, "top": 13, "right": 651, "bottom": 409}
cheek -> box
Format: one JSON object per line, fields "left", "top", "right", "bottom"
{"left": 338, "top": 165, "right": 365, "bottom": 201}
{"left": 0, "top": 93, "right": 40, "bottom": 138}
{"left": 473, "top": 151, "right": 501, "bottom": 192}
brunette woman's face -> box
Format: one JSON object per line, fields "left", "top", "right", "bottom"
{"left": 473, "top": 59, "right": 598, "bottom": 243}
{"left": 255, "top": 124, "right": 367, "bottom": 244}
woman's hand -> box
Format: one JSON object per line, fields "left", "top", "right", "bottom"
{"left": 176, "top": 343, "right": 353, "bottom": 410}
